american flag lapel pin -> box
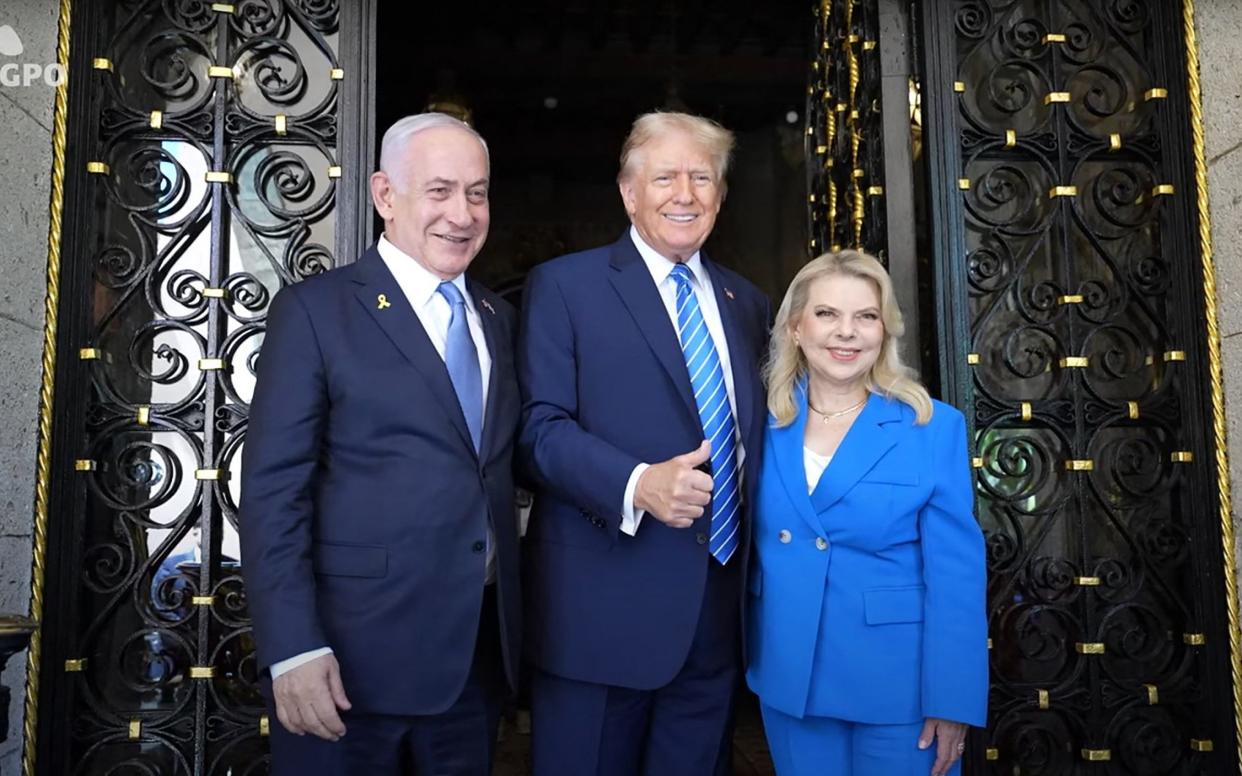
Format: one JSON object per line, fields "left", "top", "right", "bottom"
{"left": 480, "top": 298, "right": 495, "bottom": 315}
{"left": 724, "top": 287, "right": 735, "bottom": 300}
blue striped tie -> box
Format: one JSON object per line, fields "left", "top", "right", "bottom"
{"left": 669, "top": 263, "right": 739, "bottom": 565}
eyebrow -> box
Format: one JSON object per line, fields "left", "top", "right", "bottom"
{"left": 423, "top": 177, "right": 489, "bottom": 188}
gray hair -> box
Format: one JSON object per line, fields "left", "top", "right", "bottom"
{"left": 378, "top": 113, "right": 490, "bottom": 191}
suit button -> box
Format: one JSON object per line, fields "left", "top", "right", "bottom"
{"left": 696, "top": 532, "right": 708, "bottom": 545}
{"left": 778, "top": 530, "right": 792, "bottom": 544}
{"left": 472, "top": 540, "right": 486, "bottom": 553}
{"left": 816, "top": 537, "right": 828, "bottom": 551}
{"left": 592, "top": 517, "right": 606, "bottom": 528}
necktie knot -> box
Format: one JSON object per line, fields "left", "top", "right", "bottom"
{"left": 438, "top": 281, "right": 467, "bottom": 308}
{"left": 669, "top": 262, "right": 693, "bottom": 289}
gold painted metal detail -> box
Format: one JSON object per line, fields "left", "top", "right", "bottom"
{"left": 1165, "top": 350, "right": 1186, "bottom": 362}
{"left": 1043, "top": 33, "right": 1068, "bottom": 43}
{"left": 1153, "top": 184, "right": 1175, "bottom": 196}
{"left": 1044, "top": 91, "right": 1072, "bottom": 104}
{"left": 1049, "top": 185, "right": 1079, "bottom": 198}
{"left": 953, "top": 81, "right": 966, "bottom": 93}
{"left": 851, "top": 168, "right": 865, "bottom": 179}
{"left": 1182, "top": 6, "right": 1242, "bottom": 767}
{"left": 260, "top": 715, "right": 270, "bottom": 736}
{"left": 328, "top": 166, "right": 342, "bottom": 179}
{"left": 1127, "top": 401, "right": 1140, "bottom": 419}
{"left": 1037, "top": 689, "right": 1050, "bottom": 709}
{"left": 64, "top": 659, "right": 85, "bottom": 672}
{"left": 208, "top": 65, "right": 235, "bottom": 79}
{"left": 1171, "top": 451, "right": 1194, "bottom": 463}
{"left": 815, "top": 145, "right": 828, "bottom": 155}
{"left": 862, "top": 40, "right": 876, "bottom": 51}
{"left": 1059, "top": 294, "right": 1084, "bottom": 304}
{"left": 73, "top": 459, "right": 96, "bottom": 472}
{"left": 205, "top": 171, "right": 233, "bottom": 184}
{"left": 1075, "top": 642, "right": 1106, "bottom": 654}
{"left": 1075, "top": 576, "right": 1101, "bottom": 586}
{"left": 128, "top": 720, "right": 141, "bottom": 739}
{"left": 275, "top": 114, "right": 288, "bottom": 135}
{"left": 202, "top": 287, "right": 228, "bottom": 299}
{"left": 1059, "top": 356, "right": 1089, "bottom": 368}
{"left": 1020, "top": 402, "right": 1032, "bottom": 421}
{"left": 972, "top": 457, "right": 984, "bottom": 469}
{"left": 835, "top": 103, "right": 848, "bottom": 113}
{"left": 986, "top": 748, "right": 999, "bottom": 761}
{"left": 987, "top": 637, "right": 993, "bottom": 649}
{"left": 91, "top": 57, "right": 112, "bottom": 72}
{"left": 1004, "top": 129, "right": 1016, "bottom": 148}
{"left": 190, "top": 666, "right": 215, "bottom": 679}
{"left": 958, "top": 178, "right": 971, "bottom": 190}
{"left": 1145, "top": 87, "right": 1169, "bottom": 101}
{"left": 136, "top": 406, "right": 150, "bottom": 426}
{"left": 967, "top": 353, "right": 980, "bottom": 364}
{"left": 192, "top": 596, "right": 215, "bottom": 606}
{"left": 1065, "top": 460, "right": 1095, "bottom": 472}
{"left": 1191, "top": 739, "right": 1214, "bottom": 752}
{"left": 195, "top": 468, "right": 227, "bottom": 481}
{"left": 1109, "top": 133, "right": 1122, "bottom": 151}
{"left": 866, "top": 186, "right": 884, "bottom": 196}
{"left": 86, "top": 161, "right": 109, "bottom": 175}
{"left": 148, "top": 110, "right": 163, "bottom": 129}
{"left": 1184, "top": 632, "right": 1207, "bottom": 646}
{"left": 1081, "top": 749, "right": 1112, "bottom": 761}
{"left": 79, "top": 347, "right": 101, "bottom": 360}
{"left": 26, "top": 3, "right": 79, "bottom": 773}
{"left": 198, "top": 358, "right": 227, "bottom": 370}
{"left": 330, "top": 68, "right": 345, "bottom": 80}
{"left": 1145, "top": 684, "right": 1159, "bottom": 704}
{"left": 211, "top": 3, "right": 236, "bottom": 11}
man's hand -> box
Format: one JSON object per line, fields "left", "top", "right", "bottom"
{"left": 273, "top": 653, "right": 352, "bottom": 741}
{"left": 634, "top": 441, "right": 714, "bottom": 528}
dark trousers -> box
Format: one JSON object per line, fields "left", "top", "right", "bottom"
{"left": 531, "top": 556, "right": 742, "bottom": 776}
{"left": 269, "top": 586, "right": 504, "bottom": 776}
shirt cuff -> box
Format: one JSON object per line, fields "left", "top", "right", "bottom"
{"left": 271, "top": 647, "right": 333, "bottom": 679}
{"left": 621, "top": 463, "right": 650, "bottom": 536}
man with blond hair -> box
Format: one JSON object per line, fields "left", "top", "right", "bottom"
{"left": 241, "top": 113, "right": 521, "bottom": 774}
{"left": 519, "top": 112, "right": 770, "bottom": 775}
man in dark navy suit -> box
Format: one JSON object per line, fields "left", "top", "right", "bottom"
{"left": 518, "top": 112, "right": 770, "bottom": 776}
{"left": 240, "top": 113, "right": 521, "bottom": 775}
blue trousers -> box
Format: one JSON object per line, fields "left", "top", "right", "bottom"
{"left": 761, "top": 704, "right": 960, "bottom": 776}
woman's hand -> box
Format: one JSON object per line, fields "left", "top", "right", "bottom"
{"left": 918, "top": 717, "right": 968, "bottom": 776}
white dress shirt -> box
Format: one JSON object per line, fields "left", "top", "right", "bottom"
{"left": 271, "top": 235, "right": 495, "bottom": 679}
{"left": 620, "top": 226, "right": 745, "bottom": 535}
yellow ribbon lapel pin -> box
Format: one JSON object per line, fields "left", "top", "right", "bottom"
{"left": 377, "top": 294, "right": 391, "bottom": 310}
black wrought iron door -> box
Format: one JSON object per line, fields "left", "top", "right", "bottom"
{"left": 917, "top": 1, "right": 1238, "bottom": 773}
{"left": 32, "top": 1, "right": 372, "bottom": 774}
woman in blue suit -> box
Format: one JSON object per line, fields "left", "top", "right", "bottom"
{"left": 747, "top": 251, "right": 987, "bottom": 776}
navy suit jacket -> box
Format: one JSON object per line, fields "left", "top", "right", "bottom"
{"left": 746, "top": 391, "right": 988, "bottom": 726}
{"left": 239, "top": 246, "right": 522, "bottom": 716}
{"left": 518, "top": 233, "right": 769, "bottom": 689}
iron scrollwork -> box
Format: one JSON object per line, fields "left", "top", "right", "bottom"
{"left": 42, "top": 1, "right": 342, "bottom": 773}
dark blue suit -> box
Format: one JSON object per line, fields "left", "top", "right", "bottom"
{"left": 519, "top": 233, "right": 769, "bottom": 774}
{"left": 239, "top": 246, "right": 521, "bottom": 772}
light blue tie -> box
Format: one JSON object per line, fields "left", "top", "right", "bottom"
{"left": 437, "top": 281, "right": 483, "bottom": 452}
{"left": 669, "top": 263, "right": 739, "bottom": 565}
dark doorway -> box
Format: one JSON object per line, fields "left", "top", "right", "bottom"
{"left": 375, "top": 2, "right": 810, "bottom": 306}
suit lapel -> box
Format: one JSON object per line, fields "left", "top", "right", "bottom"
{"left": 469, "top": 277, "right": 505, "bottom": 461}
{"left": 350, "top": 248, "right": 476, "bottom": 456}
{"left": 809, "top": 393, "right": 906, "bottom": 514}
{"left": 771, "top": 387, "right": 827, "bottom": 539}
{"left": 606, "top": 235, "right": 699, "bottom": 421}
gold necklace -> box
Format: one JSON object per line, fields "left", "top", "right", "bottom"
{"left": 807, "top": 395, "right": 867, "bottom": 424}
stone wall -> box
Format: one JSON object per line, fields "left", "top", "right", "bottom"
{"left": 0, "top": 0, "right": 59, "bottom": 771}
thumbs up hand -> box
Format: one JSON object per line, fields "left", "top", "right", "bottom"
{"left": 634, "top": 440, "right": 715, "bottom": 528}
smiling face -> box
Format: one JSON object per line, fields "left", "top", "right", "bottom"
{"left": 369, "top": 125, "right": 490, "bottom": 279}
{"left": 792, "top": 273, "right": 885, "bottom": 392}
{"left": 618, "top": 128, "right": 723, "bottom": 262}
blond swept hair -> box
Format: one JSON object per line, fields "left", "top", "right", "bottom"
{"left": 765, "top": 250, "right": 933, "bottom": 426}
{"left": 618, "top": 112, "right": 735, "bottom": 192}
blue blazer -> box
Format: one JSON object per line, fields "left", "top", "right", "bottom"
{"left": 239, "top": 246, "right": 522, "bottom": 716}
{"left": 518, "top": 233, "right": 770, "bottom": 689}
{"left": 745, "top": 390, "right": 988, "bottom": 727}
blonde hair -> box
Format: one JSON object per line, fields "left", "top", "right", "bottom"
{"left": 764, "top": 250, "right": 933, "bottom": 426}
{"left": 618, "top": 112, "right": 735, "bottom": 191}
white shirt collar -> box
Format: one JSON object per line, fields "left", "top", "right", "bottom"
{"left": 628, "top": 225, "right": 706, "bottom": 289}
{"left": 376, "top": 234, "right": 470, "bottom": 308}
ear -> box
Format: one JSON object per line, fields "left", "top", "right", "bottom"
{"left": 370, "top": 171, "right": 395, "bottom": 221}
{"left": 617, "top": 177, "right": 637, "bottom": 218}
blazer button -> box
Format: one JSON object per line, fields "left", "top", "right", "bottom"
{"left": 815, "top": 537, "right": 829, "bottom": 551}
{"left": 696, "top": 532, "right": 708, "bottom": 545}
{"left": 778, "top": 529, "right": 792, "bottom": 544}
{"left": 472, "top": 540, "right": 486, "bottom": 553}
{"left": 592, "top": 517, "right": 606, "bottom": 528}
